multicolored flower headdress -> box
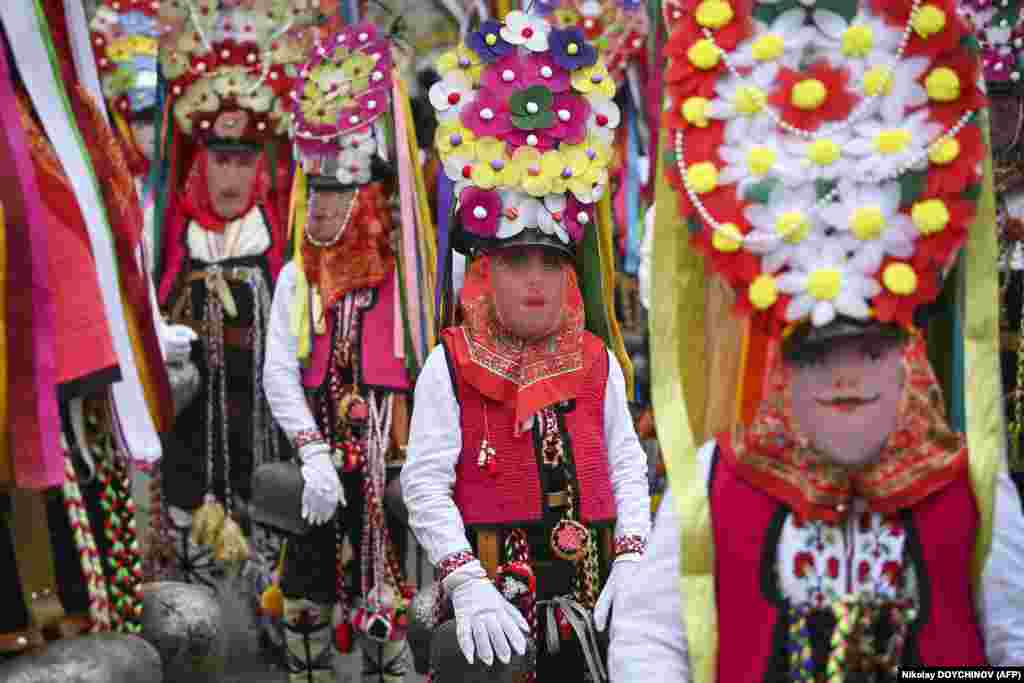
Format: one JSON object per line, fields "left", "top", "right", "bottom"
{"left": 663, "top": 0, "right": 988, "bottom": 333}
{"left": 531, "top": 0, "right": 650, "bottom": 83}
{"left": 959, "top": 0, "right": 1024, "bottom": 93}
{"left": 90, "top": 0, "right": 160, "bottom": 121}
{"left": 290, "top": 22, "right": 394, "bottom": 189}
{"left": 431, "top": 10, "right": 620, "bottom": 253}
{"left": 158, "top": 0, "right": 319, "bottom": 146}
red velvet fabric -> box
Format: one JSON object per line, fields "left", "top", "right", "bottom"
{"left": 448, "top": 331, "right": 616, "bottom": 527}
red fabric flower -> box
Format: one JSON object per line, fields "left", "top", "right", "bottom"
{"left": 872, "top": 256, "right": 941, "bottom": 327}
{"left": 827, "top": 557, "right": 840, "bottom": 579}
{"left": 793, "top": 551, "right": 815, "bottom": 578}
{"left": 857, "top": 560, "right": 872, "bottom": 584}
{"left": 920, "top": 52, "right": 987, "bottom": 128}
{"left": 664, "top": 34, "right": 726, "bottom": 100}
{"left": 873, "top": 0, "right": 966, "bottom": 60}
{"left": 672, "top": 0, "right": 754, "bottom": 51}
{"left": 690, "top": 188, "right": 761, "bottom": 289}
{"left": 881, "top": 560, "right": 904, "bottom": 588}
{"left": 925, "top": 122, "right": 985, "bottom": 197}
{"left": 769, "top": 62, "right": 859, "bottom": 133}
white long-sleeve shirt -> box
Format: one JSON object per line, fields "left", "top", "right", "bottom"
{"left": 609, "top": 441, "right": 1024, "bottom": 680}
{"left": 401, "top": 344, "right": 651, "bottom": 566}
{"left": 263, "top": 262, "right": 320, "bottom": 443}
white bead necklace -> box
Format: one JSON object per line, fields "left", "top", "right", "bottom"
{"left": 674, "top": 107, "right": 977, "bottom": 242}
{"left": 700, "top": 0, "right": 923, "bottom": 140}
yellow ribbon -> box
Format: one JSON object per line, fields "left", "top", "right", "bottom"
{"left": 964, "top": 116, "right": 1001, "bottom": 592}
{"left": 598, "top": 192, "right": 635, "bottom": 399}
{"left": 288, "top": 167, "right": 313, "bottom": 363}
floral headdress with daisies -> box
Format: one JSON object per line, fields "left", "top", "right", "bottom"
{"left": 530, "top": 0, "right": 650, "bottom": 83}
{"left": 663, "top": 0, "right": 988, "bottom": 333}
{"left": 959, "top": 0, "right": 1024, "bottom": 94}
{"left": 430, "top": 9, "right": 621, "bottom": 252}
{"left": 290, "top": 22, "right": 394, "bottom": 188}
{"left": 158, "top": 0, "right": 319, "bottom": 145}
{"left": 90, "top": 0, "right": 160, "bottom": 122}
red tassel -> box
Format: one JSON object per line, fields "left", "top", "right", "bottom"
{"left": 335, "top": 621, "right": 353, "bottom": 653}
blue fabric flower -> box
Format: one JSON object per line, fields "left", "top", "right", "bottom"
{"left": 619, "top": 0, "right": 643, "bottom": 10}
{"left": 466, "top": 20, "right": 515, "bottom": 64}
{"left": 533, "top": 0, "right": 561, "bottom": 15}
{"left": 120, "top": 10, "right": 159, "bottom": 37}
{"left": 548, "top": 28, "right": 597, "bottom": 71}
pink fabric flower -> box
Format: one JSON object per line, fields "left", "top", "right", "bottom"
{"left": 521, "top": 53, "right": 572, "bottom": 93}
{"left": 563, "top": 196, "right": 593, "bottom": 243}
{"left": 505, "top": 129, "right": 559, "bottom": 151}
{"left": 459, "top": 187, "right": 502, "bottom": 238}
{"left": 481, "top": 53, "right": 531, "bottom": 99}
{"left": 545, "top": 93, "right": 590, "bottom": 145}
{"left": 460, "top": 92, "right": 514, "bottom": 138}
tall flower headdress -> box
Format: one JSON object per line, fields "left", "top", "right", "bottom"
{"left": 431, "top": 9, "right": 620, "bottom": 253}
{"left": 290, "top": 22, "right": 394, "bottom": 189}
{"left": 158, "top": 0, "right": 320, "bottom": 146}
{"left": 959, "top": 0, "right": 1024, "bottom": 93}
{"left": 90, "top": 0, "right": 160, "bottom": 121}
{"left": 530, "top": 0, "right": 650, "bottom": 84}
{"left": 663, "top": 0, "right": 988, "bottom": 332}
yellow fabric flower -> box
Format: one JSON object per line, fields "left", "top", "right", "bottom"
{"left": 475, "top": 138, "right": 521, "bottom": 189}
{"left": 340, "top": 54, "right": 376, "bottom": 94}
{"left": 435, "top": 121, "right": 478, "bottom": 160}
{"left": 515, "top": 147, "right": 564, "bottom": 197}
{"left": 749, "top": 274, "right": 778, "bottom": 309}
{"left": 572, "top": 61, "right": 616, "bottom": 98}
{"left": 558, "top": 140, "right": 607, "bottom": 201}
{"left": 436, "top": 44, "right": 483, "bottom": 85}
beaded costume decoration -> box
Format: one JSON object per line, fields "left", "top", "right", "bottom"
{"left": 663, "top": 0, "right": 987, "bottom": 332}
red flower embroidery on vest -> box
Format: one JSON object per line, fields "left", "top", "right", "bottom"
{"left": 793, "top": 551, "right": 815, "bottom": 578}
{"left": 827, "top": 557, "right": 840, "bottom": 579}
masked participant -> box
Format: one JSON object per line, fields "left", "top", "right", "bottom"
{"left": 610, "top": 0, "right": 1024, "bottom": 677}
{"left": 157, "top": 0, "right": 318, "bottom": 556}
{"left": 262, "top": 21, "right": 416, "bottom": 682}
{"left": 403, "top": 11, "right": 650, "bottom": 681}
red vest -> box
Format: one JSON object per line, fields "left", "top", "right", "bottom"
{"left": 710, "top": 435, "right": 987, "bottom": 680}
{"left": 446, "top": 332, "right": 616, "bottom": 527}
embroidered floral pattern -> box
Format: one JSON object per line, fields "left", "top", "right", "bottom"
{"left": 613, "top": 534, "right": 647, "bottom": 557}
{"left": 438, "top": 550, "right": 477, "bottom": 583}
{"left": 779, "top": 502, "right": 916, "bottom": 609}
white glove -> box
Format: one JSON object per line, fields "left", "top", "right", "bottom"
{"left": 444, "top": 560, "right": 529, "bottom": 666}
{"left": 162, "top": 324, "right": 197, "bottom": 364}
{"left": 593, "top": 554, "right": 641, "bottom": 631}
{"left": 299, "top": 445, "right": 344, "bottom": 525}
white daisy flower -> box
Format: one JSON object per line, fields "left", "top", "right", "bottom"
{"left": 429, "top": 71, "right": 474, "bottom": 122}
{"left": 708, "top": 63, "right": 777, "bottom": 140}
{"left": 812, "top": 6, "right": 903, "bottom": 80}
{"left": 497, "top": 191, "right": 543, "bottom": 239}
{"left": 776, "top": 239, "right": 881, "bottom": 326}
{"left": 718, "top": 119, "right": 789, "bottom": 196}
{"left": 340, "top": 128, "right": 376, "bottom": 157}
{"left": 845, "top": 109, "right": 941, "bottom": 183}
{"left": 501, "top": 11, "right": 550, "bottom": 52}
{"left": 820, "top": 181, "right": 917, "bottom": 274}
{"left": 586, "top": 95, "right": 621, "bottom": 144}
{"left": 743, "top": 184, "right": 828, "bottom": 273}
{"left": 536, "top": 194, "right": 572, "bottom": 244}
{"left": 730, "top": 9, "right": 818, "bottom": 71}
{"left": 336, "top": 149, "right": 372, "bottom": 185}
{"left": 442, "top": 155, "right": 476, "bottom": 196}
{"left": 779, "top": 128, "right": 856, "bottom": 185}
{"left": 856, "top": 54, "right": 930, "bottom": 122}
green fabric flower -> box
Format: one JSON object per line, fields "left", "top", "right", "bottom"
{"left": 509, "top": 85, "right": 555, "bottom": 130}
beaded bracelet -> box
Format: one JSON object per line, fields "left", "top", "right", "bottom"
{"left": 613, "top": 534, "right": 647, "bottom": 558}
{"left": 293, "top": 428, "right": 326, "bottom": 451}
{"left": 437, "top": 551, "right": 477, "bottom": 583}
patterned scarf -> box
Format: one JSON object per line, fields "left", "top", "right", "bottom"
{"left": 727, "top": 331, "right": 967, "bottom": 523}
{"left": 442, "top": 254, "right": 586, "bottom": 429}
{"left": 301, "top": 182, "right": 395, "bottom": 312}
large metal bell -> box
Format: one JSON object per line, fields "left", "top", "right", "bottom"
{"left": 429, "top": 619, "right": 536, "bottom": 683}
{"left": 0, "top": 633, "right": 163, "bottom": 683}
{"left": 406, "top": 581, "right": 439, "bottom": 674}
{"left": 138, "top": 581, "right": 226, "bottom": 683}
